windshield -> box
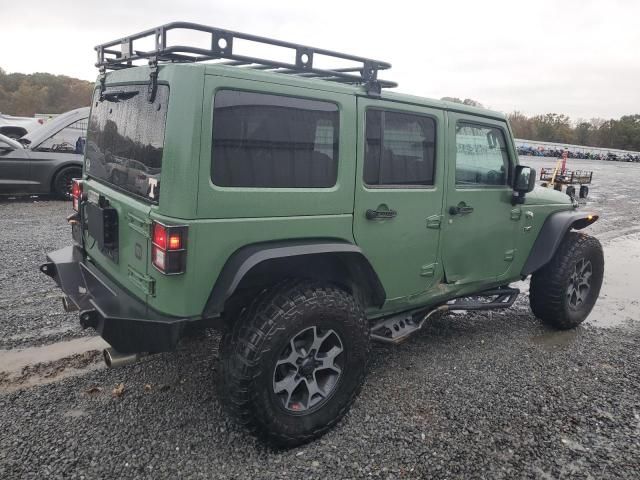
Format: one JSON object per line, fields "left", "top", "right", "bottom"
{"left": 85, "top": 84, "right": 169, "bottom": 202}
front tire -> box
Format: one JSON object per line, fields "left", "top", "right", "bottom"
{"left": 530, "top": 232, "right": 604, "bottom": 329}
{"left": 218, "top": 280, "right": 370, "bottom": 447}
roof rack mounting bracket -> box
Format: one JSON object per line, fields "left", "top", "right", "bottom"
{"left": 98, "top": 66, "right": 107, "bottom": 101}
{"left": 295, "top": 48, "right": 314, "bottom": 69}
{"left": 366, "top": 80, "right": 382, "bottom": 97}
{"left": 121, "top": 38, "right": 133, "bottom": 59}
{"left": 147, "top": 58, "right": 159, "bottom": 102}
{"left": 211, "top": 30, "right": 233, "bottom": 56}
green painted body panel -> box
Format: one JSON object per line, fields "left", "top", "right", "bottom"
{"left": 78, "top": 63, "right": 584, "bottom": 321}
{"left": 440, "top": 112, "right": 519, "bottom": 284}
{"left": 353, "top": 98, "right": 446, "bottom": 307}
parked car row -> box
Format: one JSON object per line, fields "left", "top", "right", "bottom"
{"left": 517, "top": 146, "right": 640, "bottom": 162}
{"left": 0, "top": 108, "right": 89, "bottom": 199}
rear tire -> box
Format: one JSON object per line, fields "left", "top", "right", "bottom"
{"left": 52, "top": 166, "right": 81, "bottom": 200}
{"left": 218, "top": 280, "right": 370, "bottom": 447}
{"left": 530, "top": 232, "right": 604, "bottom": 329}
{"left": 579, "top": 185, "right": 589, "bottom": 199}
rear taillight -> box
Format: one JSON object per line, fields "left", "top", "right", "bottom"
{"left": 151, "top": 221, "right": 187, "bottom": 274}
{"left": 72, "top": 179, "right": 82, "bottom": 211}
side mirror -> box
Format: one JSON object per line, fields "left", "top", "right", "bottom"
{"left": 512, "top": 165, "right": 536, "bottom": 204}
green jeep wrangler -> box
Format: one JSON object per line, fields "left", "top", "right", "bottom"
{"left": 41, "top": 23, "right": 604, "bottom": 447}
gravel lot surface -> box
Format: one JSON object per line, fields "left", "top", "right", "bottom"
{"left": 1, "top": 158, "right": 640, "bottom": 479}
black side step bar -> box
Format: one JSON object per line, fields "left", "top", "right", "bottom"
{"left": 370, "top": 287, "right": 519, "bottom": 344}
{"left": 443, "top": 286, "right": 520, "bottom": 311}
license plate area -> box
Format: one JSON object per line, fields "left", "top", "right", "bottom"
{"left": 86, "top": 200, "right": 119, "bottom": 263}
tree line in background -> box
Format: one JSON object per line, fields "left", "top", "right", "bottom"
{"left": 0, "top": 67, "right": 93, "bottom": 117}
{"left": 507, "top": 112, "right": 640, "bottom": 152}
{"left": 442, "top": 97, "right": 640, "bottom": 152}
{"left": 0, "top": 70, "right": 638, "bottom": 152}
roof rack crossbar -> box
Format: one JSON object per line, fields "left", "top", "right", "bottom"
{"left": 95, "top": 22, "right": 397, "bottom": 94}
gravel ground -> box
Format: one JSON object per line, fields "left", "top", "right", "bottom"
{"left": 1, "top": 158, "right": 640, "bottom": 479}
{"left": 0, "top": 198, "right": 88, "bottom": 349}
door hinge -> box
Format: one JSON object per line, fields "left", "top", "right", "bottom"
{"left": 504, "top": 249, "right": 516, "bottom": 262}
{"left": 510, "top": 208, "right": 522, "bottom": 221}
{"left": 127, "top": 212, "right": 152, "bottom": 238}
{"left": 426, "top": 215, "right": 442, "bottom": 229}
{"left": 128, "top": 266, "right": 155, "bottom": 296}
{"left": 420, "top": 263, "right": 437, "bottom": 277}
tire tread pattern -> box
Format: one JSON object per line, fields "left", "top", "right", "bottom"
{"left": 218, "top": 279, "right": 369, "bottom": 447}
{"left": 530, "top": 232, "right": 603, "bottom": 329}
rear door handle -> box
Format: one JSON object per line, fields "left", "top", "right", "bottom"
{"left": 366, "top": 208, "right": 397, "bottom": 220}
{"left": 449, "top": 203, "right": 474, "bottom": 215}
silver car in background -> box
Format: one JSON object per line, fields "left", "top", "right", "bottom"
{"left": 0, "top": 107, "right": 89, "bottom": 199}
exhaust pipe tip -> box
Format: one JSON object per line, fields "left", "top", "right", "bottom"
{"left": 103, "top": 348, "right": 143, "bottom": 368}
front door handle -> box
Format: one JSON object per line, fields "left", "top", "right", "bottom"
{"left": 449, "top": 203, "right": 474, "bottom": 216}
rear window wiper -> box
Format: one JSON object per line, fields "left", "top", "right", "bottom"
{"left": 101, "top": 90, "right": 139, "bottom": 102}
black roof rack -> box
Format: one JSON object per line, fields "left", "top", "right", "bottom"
{"left": 95, "top": 22, "right": 397, "bottom": 100}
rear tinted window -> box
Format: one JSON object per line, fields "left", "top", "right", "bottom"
{"left": 212, "top": 90, "right": 339, "bottom": 188}
{"left": 364, "top": 109, "right": 436, "bottom": 186}
{"left": 85, "top": 85, "right": 169, "bottom": 201}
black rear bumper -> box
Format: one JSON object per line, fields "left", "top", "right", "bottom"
{"left": 41, "top": 246, "right": 198, "bottom": 353}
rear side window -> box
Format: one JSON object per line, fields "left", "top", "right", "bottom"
{"left": 455, "top": 123, "right": 510, "bottom": 186}
{"left": 212, "top": 90, "right": 339, "bottom": 188}
{"left": 364, "top": 109, "right": 436, "bottom": 186}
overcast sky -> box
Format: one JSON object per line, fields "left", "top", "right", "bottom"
{"left": 2, "top": 0, "right": 639, "bottom": 120}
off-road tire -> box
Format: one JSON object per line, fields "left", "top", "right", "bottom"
{"left": 52, "top": 166, "right": 81, "bottom": 200}
{"left": 579, "top": 185, "right": 589, "bottom": 199}
{"left": 566, "top": 185, "right": 576, "bottom": 199}
{"left": 218, "top": 280, "right": 370, "bottom": 447}
{"left": 530, "top": 232, "right": 604, "bottom": 329}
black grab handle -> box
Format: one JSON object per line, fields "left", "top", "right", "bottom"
{"left": 449, "top": 205, "right": 474, "bottom": 215}
{"left": 366, "top": 208, "right": 397, "bottom": 220}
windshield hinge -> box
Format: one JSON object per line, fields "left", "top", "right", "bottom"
{"left": 147, "top": 58, "right": 158, "bottom": 102}
{"left": 98, "top": 66, "right": 107, "bottom": 101}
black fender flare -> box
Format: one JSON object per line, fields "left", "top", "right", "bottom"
{"left": 521, "top": 210, "right": 599, "bottom": 276}
{"left": 203, "top": 240, "right": 386, "bottom": 317}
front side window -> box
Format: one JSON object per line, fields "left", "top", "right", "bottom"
{"left": 455, "top": 123, "right": 510, "bottom": 186}
{"left": 364, "top": 109, "right": 436, "bottom": 186}
{"left": 212, "top": 90, "right": 339, "bottom": 188}
{"left": 35, "top": 118, "right": 88, "bottom": 154}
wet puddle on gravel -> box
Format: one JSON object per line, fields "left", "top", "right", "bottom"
{"left": 0, "top": 336, "right": 108, "bottom": 393}
{"left": 530, "top": 329, "right": 581, "bottom": 351}
{"left": 586, "top": 233, "right": 640, "bottom": 328}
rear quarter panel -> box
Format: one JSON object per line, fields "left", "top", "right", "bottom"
{"left": 147, "top": 74, "right": 358, "bottom": 317}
